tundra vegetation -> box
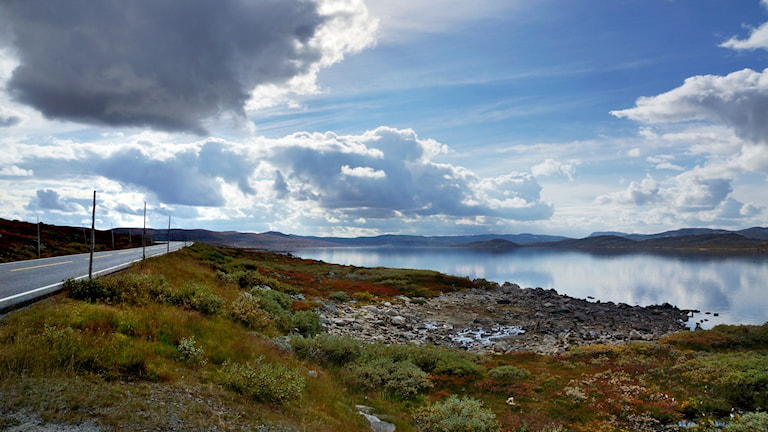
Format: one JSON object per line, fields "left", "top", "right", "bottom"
{"left": 0, "top": 243, "right": 766, "bottom": 431}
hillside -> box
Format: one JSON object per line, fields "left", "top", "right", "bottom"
{"left": 0, "top": 218, "right": 144, "bottom": 263}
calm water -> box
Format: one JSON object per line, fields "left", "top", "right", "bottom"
{"left": 294, "top": 247, "right": 768, "bottom": 329}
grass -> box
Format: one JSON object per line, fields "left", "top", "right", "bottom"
{"left": 1, "top": 242, "right": 767, "bottom": 431}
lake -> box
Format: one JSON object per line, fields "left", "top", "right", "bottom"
{"left": 294, "top": 247, "right": 768, "bottom": 329}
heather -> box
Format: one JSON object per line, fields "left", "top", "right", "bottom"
{"left": 0, "top": 243, "right": 766, "bottom": 431}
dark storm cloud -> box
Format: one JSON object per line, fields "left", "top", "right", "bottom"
{"left": 92, "top": 142, "right": 255, "bottom": 206}
{"left": 0, "top": 113, "right": 21, "bottom": 127}
{"left": 25, "top": 189, "right": 82, "bottom": 212}
{"left": 0, "top": 0, "right": 327, "bottom": 134}
{"left": 18, "top": 140, "right": 255, "bottom": 207}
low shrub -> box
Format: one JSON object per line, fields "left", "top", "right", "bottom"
{"left": 230, "top": 292, "right": 273, "bottom": 330}
{"left": 662, "top": 324, "right": 768, "bottom": 351}
{"left": 219, "top": 358, "right": 305, "bottom": 404}
{"left": 346, "top": 357, "right": 432, "bottom": 399}
{"left": 63, "top": 278, "right": 121, "bottom": 304}
{"left": 290, "top": 334, "right": 362, "bottom": 366}
{"left": 169, "top": 283, "right": 224, "bottom": 315}
{"left": 368, "top": 344, "right": 483, "bottom": 377}
{"left": 229, "top": 270, "right": 293, "bottom": 292}
{"left": 290, "top": 310, "right": 322, "bottom": 337}
{"left": 680, "top": 352, "right": 768, "bottom": 413}
{"left": 487, "top": 365, "right": 531, "bottom": 382}
{"left": 725, "top": 411, "right": 768, "bottom": 432}
{"left": 414, "top": 395, "right": 500, "bottom": 432}
{"left": 352, "top": 291, "right": 375, "bottom": 302}
{"left": 177, "top": 336, "right": 206, "bottom": 365}
{"left": 328, "top": 291, "right": 351, "bottom": 303}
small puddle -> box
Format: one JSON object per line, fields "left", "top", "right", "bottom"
{"left": 449, "top": 325, "right": 525, "bottom": 348}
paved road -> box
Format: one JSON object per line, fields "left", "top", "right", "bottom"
{"left": 0, "top": 242, "right": 189, "bottom": 311}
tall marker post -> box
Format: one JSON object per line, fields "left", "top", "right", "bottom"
{"left": 142, "top": 202, "right": 147, "bottom": 260}
{"left": 88, "top": 190, "right": 96, "bottom": 280}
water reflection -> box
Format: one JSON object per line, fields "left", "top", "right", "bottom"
{"left": 295, "top": 247, "right": 768, "bottom": 329}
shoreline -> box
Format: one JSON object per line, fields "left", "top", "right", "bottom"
{"left": 320, "top": 281, "right": 693, "bottom": 354}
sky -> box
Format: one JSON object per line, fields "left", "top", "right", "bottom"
{"left": 1, "top": 0, "right": 768, "bottom": 238}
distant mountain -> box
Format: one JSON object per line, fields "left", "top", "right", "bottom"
{"left": 4, "top": 217, "right": 766, "bottom": 259}
{"left": 461, "top": 238, "right": 520, "bottom": 251}
{"left": 555, "top": 232, "right": 767, "bottom": 251}
{"left": 738, "top": 227, "right": 768, "bottom": 241}
{"left": 547, "top": 235, "right": 639, "bottom": 249}
{"left": 113, "top": 228, "right": 336, "bottom": 250}
{"left": 589, "top": 227, "right": 768, "bottom": 242}
{"left": 306, "top": 233, "right": 570, "bottom": 247}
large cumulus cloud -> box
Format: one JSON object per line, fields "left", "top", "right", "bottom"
{"left": 10, "top": 127, "right": 554, "bottom": 231}
{"left": 0, "top": 0, "right": 376, "bottom": 134}
{"left": 611, "top": 68, "right": 768, "bottom": 144}
{"left": 266, "top": 127, "right": 554, "bottom": 221}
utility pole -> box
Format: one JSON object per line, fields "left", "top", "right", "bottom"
{"left": 88, "top": 190, "right": 96, "bottom": 280}
{"left": 142, "top": 201, "right": 147, "bottom": 260}
{"left": 167, "top": 215, "right": 171, "bottom": 253}
{"left": 37, "top": 217, "right": 41, "bottom": 258}
{"left": 111, "top": 224, "right": 115, "bottom": 250}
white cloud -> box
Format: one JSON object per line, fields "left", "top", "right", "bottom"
{"left": 720, "top": 0, "right": 768, "bottom": 51}
{"left": 611, "top": 68, "right": 768, "bottom": 144}
{"left": 0, "top": 166, "right": 32, "bottom": 176}
{"left": 364, "top": 0, "right": 520, "bottom": 41}
{"left": 596, "top": 174, "right": 661, "bottom": 206}
{"left": 667, "top": 174, "right": 732, "bottom": 212}
{"left": 266, "top": 127, "right": 553, "bottom": 221}
{"left": 531, "top": 158, "right": 577, "bottom": 180}
{"left": 3, "top": 126, "right": 555, "bottom": 234}
{"left": 341, "top": 165, "right": 386, "bottom": 179}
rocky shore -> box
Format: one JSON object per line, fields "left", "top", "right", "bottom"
{"left": 320, "top": 282, "right": 692, "bottom": 354}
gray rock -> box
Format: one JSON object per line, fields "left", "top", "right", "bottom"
{"left": 359, "top": 413, "right": 396, "bottom": 432}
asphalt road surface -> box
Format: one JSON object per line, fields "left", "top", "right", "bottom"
{"left": 0, "top": 242, "right": 189, "bottom": 311}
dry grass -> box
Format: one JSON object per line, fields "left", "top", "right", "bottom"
{"left": 2, "top": 242, "right": 767, "bottom": 432}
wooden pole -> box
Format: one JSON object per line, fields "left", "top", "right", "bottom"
{"left": 37, "top": 217, "right": 41, "bottom": 258}
{"left": 88, "top": 190, "right": 96, "bottom": 280}
{"left": 167, "top": 215, "right": 171, "bottom": 253}
{"left": 142, "top": 201, "right": 147, "bottom": 260}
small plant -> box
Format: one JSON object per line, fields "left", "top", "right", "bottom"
{"left": 488, "top": 365, "right": 531, "bottom": 382}
{"left": 290, "top": 310, "right": 322, "bottom": 337}
{"left": 219, "top": 357, "right": 305, "bottom": 404}
{"left": 347, "top": 357, "right": 432, "bottom": 399}
{"left": 414, "top": 395, "right": 500, "bottom": 432}
{"left": 63, "top": 278, "right": 121, "bottom": 303}
{"left": 177, "top": 336, "right": 206, "bottom": 365}
{"left": 351, "top": 291, "right": 375, "bottom": 302}
{"left": 724, "top": 411, "right": 768, "bottom": 432}
{"left": 290, "top": 334, "right": 363, "bottom": 366}
{"left": 370, "top": 344, "right": 482, "bottom": 377}
{"left": 170, "top": 283, "right": 224, "bottom": 315}
{"left": 231, "top": 291, "right": 274, "bottom": 330}
{"left": 328, "top": 291, "right": 351, "bottom": 303}
{"left": 680, "top": 352, "right": 768, "bottom": 413}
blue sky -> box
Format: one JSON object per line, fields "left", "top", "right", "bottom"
{"left": 1, "top": 0, "right": 767, "bottom": 237}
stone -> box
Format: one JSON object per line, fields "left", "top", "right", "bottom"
{"left": 320, "top": 285, "right": 690, "bottom": 354}
{"left": 359, "top": 413, "right": 396, "bottom": 432}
